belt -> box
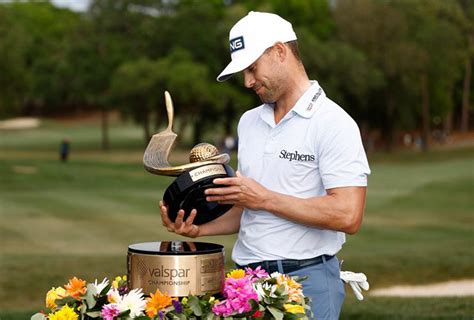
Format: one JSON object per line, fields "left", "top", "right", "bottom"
{"left": 237, "top": 255, "right": 334, "bottom": 274}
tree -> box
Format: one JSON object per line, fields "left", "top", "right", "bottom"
{"left": 0, "top": 1, "right": 80, "bottom": 118}
{"left": 0, "top": 5, "right": 31, "bottom": 119}
{"left": 458, "top": 0, "right": 474, "bottom": 132}
{"left": 334, "top": 0, "right": 422, "bottom": 150}
{"left": 394, "top": 0, "right": 465, "bottom": 148}
{"left": 297, "top": 27, "right": 384, "bottom": 132}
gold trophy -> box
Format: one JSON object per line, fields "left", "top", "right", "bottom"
{"left": 142, "top": 91, "right": 235, "bottom": 224}
{"left": 128, "top": 92, "right": 230, "bottom": 297}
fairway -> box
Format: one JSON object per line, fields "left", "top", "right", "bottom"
{"left": 0, "top": 119, "right": 473, "bottom": 319}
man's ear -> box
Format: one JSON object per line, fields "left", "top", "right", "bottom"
{"left": 273, "top": 42, "right": 287, "bottom": 62}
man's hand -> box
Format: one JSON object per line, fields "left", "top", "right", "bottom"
{"left": 159, "top": 201, "right": 200, "bottom": 238}
{"left": 204, "top": 171, "right": 271, "bottom": 211}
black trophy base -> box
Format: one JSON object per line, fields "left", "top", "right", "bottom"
{"left": 163, "top": 163, "right": 235, "bottom": 225}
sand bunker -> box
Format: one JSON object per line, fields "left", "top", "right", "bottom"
{"left": 370, "top": 279, "right": 474, "bottom": 297}
{"left": 0, "top": 117, "right": 40, "bottom": 130}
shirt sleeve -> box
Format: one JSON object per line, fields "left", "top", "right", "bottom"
{"left": 318, "top": 113, "right": 370, "bottom": 189}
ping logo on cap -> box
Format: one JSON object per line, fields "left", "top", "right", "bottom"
{"left": 230, "top": 36, "right": 245, "bottom": 53}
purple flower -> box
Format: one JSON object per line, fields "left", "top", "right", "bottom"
{"left": 245, "top": 266, "right": 269, "bottom": 282}
{"left": 158, "top": 311, "right": 164, "bottom": 320}
{"left": 101, "top": 304, "right": 120, "bottom": 320}
{"left": 118, "top": 285, "right": 129, "bottom": 295}
{"left": 172, "top": 299, "right": 183, "bottom": 313}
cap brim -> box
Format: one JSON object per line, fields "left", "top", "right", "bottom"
{"left": 216, "top": 47, "right": 266, "bottom": 82}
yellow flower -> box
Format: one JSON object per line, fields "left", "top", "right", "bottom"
{"left": 286, "top": 277, "right": 302, "bottom": 290}
{"left": 48, "top": 305, "right": 78, "bottom": 320}
{"left": 145, "top": 289, "right": 173, "bottom": 318}
{"left": 112, "top": 275, "right": 126, "bottom": 289}
{"left": 284, "top": 303, "right": 305, "bottom": 314}
{"left": 46, "top": 287, "right": 66, "bottom": 310}
{"left": 276, "top": 274, "right": 287, "bottom": 286}
{"left": 226, "top": 269, "right": 245, "bottom": 279}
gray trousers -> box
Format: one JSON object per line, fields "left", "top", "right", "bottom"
{"left": 288, "top": 256, "right": 345, "bottom": 320}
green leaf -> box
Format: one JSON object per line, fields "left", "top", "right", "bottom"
{"left": 100, "top": 283, "right": 112, "bottom": 296}
{"left": 31, "top": 313, "right": 48, "bottom": 320}
{"left": 80, "top": 303, "right": 87, "bottom": 315}
{"left": 85, "top": 283, "right": 98, "bottom": 308}
{"left": 56, "top": 296, "right": 78, "bottom": 308}
{"left": 187, "top": 296, "right": 203, "bottom": 316}
{"left": 85, "top": 310, "right": 101, "bottom": 317}
{"left": 204, "top": 312, "right": 217, "bottom": 320}
{"left": 267, "top": 306, "right": 284, "bottom": 320}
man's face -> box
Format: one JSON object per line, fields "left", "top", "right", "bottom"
{"left": 242, "top": 47, "right": 283, "bottom": 104}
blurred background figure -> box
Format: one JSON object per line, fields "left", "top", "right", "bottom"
{"left": 59, "top": 138, "right": 70, "bottom": 162}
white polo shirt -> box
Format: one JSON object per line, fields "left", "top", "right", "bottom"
{"left": 233, "top": 81, "right": 370, "bottom": 265}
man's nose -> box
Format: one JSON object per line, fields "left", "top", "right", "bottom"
{"left": 243, "top": 70, "right": 255, "bottom": 89}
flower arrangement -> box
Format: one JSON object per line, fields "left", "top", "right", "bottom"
{"left": 32, "top": 267, "right": 311, "bottom": 320}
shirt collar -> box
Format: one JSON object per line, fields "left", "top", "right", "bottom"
{"left": 292, "top": 81, "right": 325, "bottom": 119}
{"left": 259, "top": 81, "right": 325, "bottom": 127}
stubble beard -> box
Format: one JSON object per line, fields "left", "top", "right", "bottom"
{"left": 256, "top": 79, "right": 280, "bottom": 104}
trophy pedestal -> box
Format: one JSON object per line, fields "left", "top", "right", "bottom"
{"left": 128, "top": 241, "right": 224, "bottom": 296}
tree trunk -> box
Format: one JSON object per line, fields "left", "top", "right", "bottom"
{"left": 444, "top": 111, "right": 453, "bottom": 136}
{"left": 461, "top": 57, "right": 471, "bottom": 132}
{"left": 193, "top": 115, "right": 202, "bottom": 146}
{"left": 224, "top": 99, "right": 235, "bottom": 135}
{"left": 420, "top": 73, "right": 430, "bottom": 151}
{"left": 101, "top": 107, "right": 109, "bottom": 150}
{"left": 143, "top": 111, "right": 151, "bottom": 145}
{"left": 383, "top": 88, "right": 396, "bottom": 152}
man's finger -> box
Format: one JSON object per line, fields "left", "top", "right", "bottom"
{"left": 185, "top": 209, "right": 197, "bottom": 225}
{"left": 212, "top": 177, "right": 240, "bottom": 185}
{"left": 206, "top": 186, "right": 241, "bottom": 195}
{"left": 207, "top": 193, "right": 240, "bottom": 202}
{"left": 217, "top": 200, "right": 237, "bottom": 205}
{"left": 175, "top": 210, "right": 185, "bottom": 228}
{"left": 160, "top": 202, "right": 174, "bottom": 226}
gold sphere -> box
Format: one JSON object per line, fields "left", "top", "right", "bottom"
{"left": 189, "top": 143, "right": 220, "bottom": 163}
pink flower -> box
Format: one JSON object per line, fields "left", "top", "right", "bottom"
{"left": 212, "top": 277, "right": 258, "bottom": 317}
{"left": 101, "top": 304, "right": 120, "bottom": 320}
{"left": 245, "top": 266, "right": 269, "bottom": 282}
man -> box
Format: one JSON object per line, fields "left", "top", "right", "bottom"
{"left": 160, "top": 11, "right": 370, "bottom": 319}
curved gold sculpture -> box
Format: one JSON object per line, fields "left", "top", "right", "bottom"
{"left": 143, "top": 91, "right": 229, "bottom": 176}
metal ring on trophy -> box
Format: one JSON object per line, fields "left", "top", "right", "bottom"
{"left": 143, "top": 91, "right": 235, "bottom": 224}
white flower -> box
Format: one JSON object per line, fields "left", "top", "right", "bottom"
{"left": 107, "top": 288, "right": 122, "bottom": 304}
{"left": 270, "top": 272, "right": 282, "bottom": 278}
{"left": 253, "top": 281, "right": 277, "bottom": 299}
{"left": 92, "top": 278, "right": 109, "bottom": 294}
{"left": 253, "top": 282, "right": 266, "bottom": 300}
{"left": 117, "top": 288, "right": 146, "bottom": 318}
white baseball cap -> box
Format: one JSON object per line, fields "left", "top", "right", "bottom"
{"left": 216, "top": 11, "right": 297, "bottom": 82}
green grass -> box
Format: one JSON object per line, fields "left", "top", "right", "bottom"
{"left": 0, "top": 119, "right": 473, "bottom": 319}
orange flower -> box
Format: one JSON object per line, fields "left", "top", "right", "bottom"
{"left": 65, "top": 277, "right": 87, "bottom": 299}
{"left": 145, "top": 289, "right": 172, "bottom": 318}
